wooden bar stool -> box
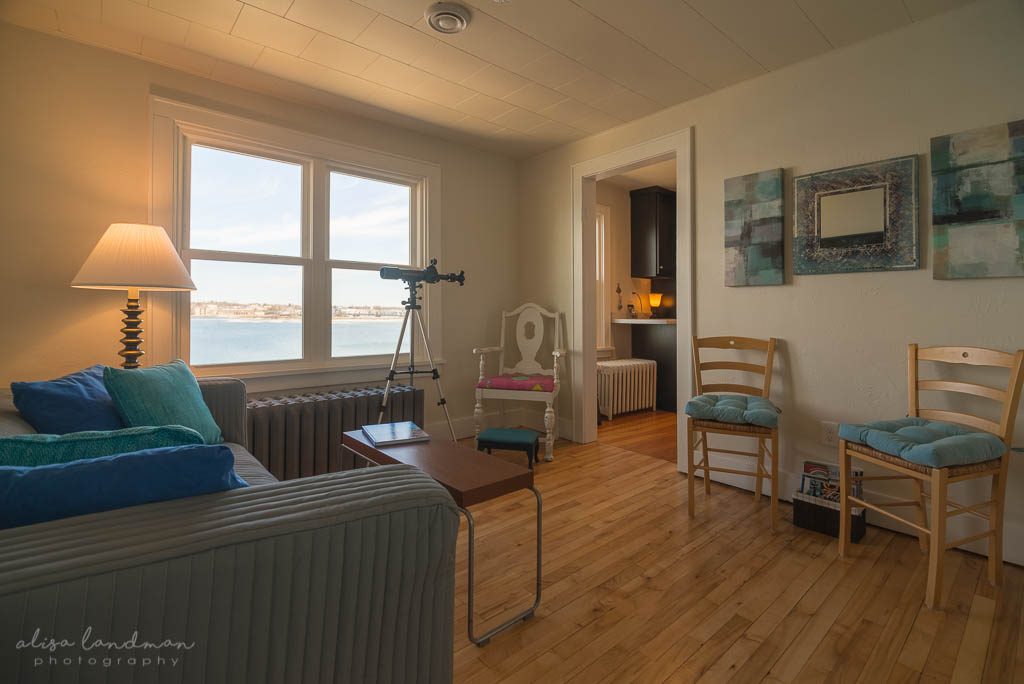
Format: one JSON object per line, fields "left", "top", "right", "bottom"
{"left": 838, "top": 344, "right": 1024, "bottom": 609}
{"left": 685, "top": 336, "right": 780, "bottom": 530}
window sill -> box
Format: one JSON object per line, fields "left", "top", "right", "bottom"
{"left": 193, "top": 356, "right": 446, "bottom": 395}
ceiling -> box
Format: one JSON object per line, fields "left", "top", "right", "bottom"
{"left": 602, "top": 159, "right": 676, "bottom": 191}
{"left": 1, "top": 0, "right": 976, "bottom": 157}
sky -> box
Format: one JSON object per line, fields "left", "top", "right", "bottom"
{"left": 188, "top": 144, "right": 414, "bottom": 307}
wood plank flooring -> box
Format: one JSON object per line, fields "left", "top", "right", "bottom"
{"left": 453, "top": 411, "right": 1024, "bottom": 683}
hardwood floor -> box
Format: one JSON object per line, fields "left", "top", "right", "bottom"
{"left": 453, "top": 412, "right": 1024, "bottom": 683}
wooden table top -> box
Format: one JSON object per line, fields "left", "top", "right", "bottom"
{"left": 342, "top": 430, "right": 534, "bottom": 508}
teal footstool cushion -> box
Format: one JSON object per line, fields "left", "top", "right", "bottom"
{"left": 838, "top": 418, "right": 1005, "bottom": 468}
{"left": 477, "top": 428, "right": 540, "bottom": 470}
{"left": 684, "top": 394, "right": 780, "bottom": 428}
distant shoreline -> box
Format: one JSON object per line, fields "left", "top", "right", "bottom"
{"left": 192, "top": 316, "right": 402, "bottom": 324}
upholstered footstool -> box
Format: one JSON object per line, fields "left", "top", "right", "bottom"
{"left": 476, "top": 428, "right": 540, "bottom": 470}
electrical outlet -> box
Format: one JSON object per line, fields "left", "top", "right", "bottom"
{"left": 821, "top": 421, "right": 839, "bottom": 447}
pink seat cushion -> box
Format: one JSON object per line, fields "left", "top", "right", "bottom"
{"left": 477, "top": 374, "right": 555, "bottom": 392}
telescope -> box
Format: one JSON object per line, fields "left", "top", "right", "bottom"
{"left": 379, "top": 259, "right": 464, "bottom": 286}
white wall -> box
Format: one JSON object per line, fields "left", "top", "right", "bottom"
{"left": 0, "top": 23, "right": 520, "bottom": 434}
{"left": 518, "top": 0, "right": 1024, "bottom": 561}
{"left": 596, "top": 181, "right": 632, "bottom": 357}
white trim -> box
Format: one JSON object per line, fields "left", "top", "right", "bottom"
{"left": 570, "top": 129, "right": 694, "bottom": 450}
{"left": 149, "top": 96, "right": 442, "bottom": 387}
{"left": 595, "top": 203, "right": 611, "bottom": 349}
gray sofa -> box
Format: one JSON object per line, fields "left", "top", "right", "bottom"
{"left": 0, "top": 377, "right": 459, "bottom": 683}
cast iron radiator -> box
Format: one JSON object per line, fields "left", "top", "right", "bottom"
{"left": 247, "top": 385, "right": 424, "bottom": 480}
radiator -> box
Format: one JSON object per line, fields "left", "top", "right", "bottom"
{"left": 247, "top": 385, "right": 424, "bottom": 480}
{"left": 597, "top": 358, "right": 657, "bottom": 420}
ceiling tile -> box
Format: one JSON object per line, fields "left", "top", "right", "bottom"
{"left": 454, "top": 93, "right": 516, "bottom": 121}
{"left": 902, "top": 0, "right": 974, "bottom": 21}
{"left": 348, "top": 0, "right": 424, "bottom": 25}
{"left": 243, "top": 0, "right": 292, "bottom": 17}
{"left": 796, "top": 0, "right": 912, "bottom": 47}
{"left": 409, "top": 71, "right": 475, "bottom": 108}
{"left": 503, "top": 83, "right": 566, "bottom": 112}
{"left": 301, "top": 32, "right": 377, "bottom": 75}
{"left": 0, "top": 0, "right": 59, "bottom": 32}
{"left": 102, "top": 0, "right": 189, "bottom": 45}
{"left": 255, "top": 48, "right": 330, "bottom": 88}
{"left": 541, "top": 98, "right": 622, "bottom": 132}
{"left": 185, "top": 23, "right": 263, "bottom": 66}
{"left": 555, "top": 69, "right": 623, "bottom": 106}
{"left": 460, "top": 64, "right": 530, "bottom": 99}
{"left": 525, "top": 119, "right": 584, "bottom": 143}
{"left": 285, "top": 0, "right": 377, "bottom": 42}
{"left": 575, "top": 0, "right": 764, "bottom": 89}
{"left": 141, "top": 35, "right": 218, "bottom": 75}
{"left": 149, "top": 0, "right": 242, "bottom": 34}
{"left": 353, "top": 14, "right": 434, "bottom": 64}
{"left": 57, "top": 11, "right": 142, "bottom": 53}
{"left": 455, "top": 116, "right": 506, "bottom": 137}
{"left": 411, "top": 41, "right": 487, "bottom": 83}
{"left": 589, "top": 87, "right": 663, "bottom": 121}
{"left": 361, "top": 55, "right": 429, "bottom": 90}
{"left": 686, "top": 0, "right": 833, "bottom": 71}
{"left": 232, "top": 5, "right": 316, "bottom": 56}
{"left": 517, "top": 51, "right": 589, "bottom": 90}
{"left": 491, "top": 106, "right": 551, "bottom": 133}
{"left": 414, "top": 13, "right": 549, "bottom": 74}
{"left": 43, "top": 0, "right": 101, "bottom": 22}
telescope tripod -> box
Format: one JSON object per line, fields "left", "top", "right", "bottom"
{"left": 377, "top": 279, "right": 456, "bottom": 440}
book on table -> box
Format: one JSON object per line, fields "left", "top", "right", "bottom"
{"left": 361, "top": 421, "right": 430, "bottom": 447}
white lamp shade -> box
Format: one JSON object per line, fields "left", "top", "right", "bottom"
{"left": 71, "top": 223, "right": 195, "bottom": 292}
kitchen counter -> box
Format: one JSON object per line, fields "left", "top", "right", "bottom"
{"left": 612, "top": 318, "right": 677, "bottom": 325}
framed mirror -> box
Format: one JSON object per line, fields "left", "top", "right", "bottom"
{"left": 794, "top": 155, "right": 918, "bottom": 274}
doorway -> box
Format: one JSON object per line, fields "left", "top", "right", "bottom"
{"left": 594, "top": 159, "right": 680, "bottom": 461}
{"left": 569, "top": 129, "right": 693, "bottom": 473}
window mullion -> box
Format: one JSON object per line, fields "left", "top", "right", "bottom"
{"left": 308, "top": 158, "right": 329, "bottom": 364}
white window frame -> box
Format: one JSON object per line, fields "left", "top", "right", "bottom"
{"left": 595, "top": 204, "right": 613, "bottom": 354}
{"left": 148, "top": 97, "right": 443, "bottom": 392}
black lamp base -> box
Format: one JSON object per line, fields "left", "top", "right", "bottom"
{"left": 119, "top": 295, "right": 144, "bottom": 369}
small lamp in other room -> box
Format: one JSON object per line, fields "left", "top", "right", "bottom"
{"left": 648, "top": 292, "right": 663, "bottom": 318}
{"left": 72, "top": 223, "right": 195, "bottom": 368}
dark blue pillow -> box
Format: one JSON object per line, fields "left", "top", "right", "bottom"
{"left": 0, "top": 444, "right": 247, "bottom": 530}
{"left": 11, "top": 365, "right": 124, "bottom": 434}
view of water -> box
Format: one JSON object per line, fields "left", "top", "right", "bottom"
{"left": 190, "top": 318, "right": 408, "bottom": 366}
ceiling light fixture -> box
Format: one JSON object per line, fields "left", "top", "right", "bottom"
{"left": 424, "top": 2, "right": 471, "bottom": 34}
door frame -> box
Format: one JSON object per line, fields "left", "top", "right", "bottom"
{"left": 569, "top": 128, "right": 694, "bottom": 469}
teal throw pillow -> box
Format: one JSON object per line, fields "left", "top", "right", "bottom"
{"left": 104, "top": 360, "right": 223, "bottom": 444}
{"left": 0, "top": 425, "right": 204, "bottom": 467}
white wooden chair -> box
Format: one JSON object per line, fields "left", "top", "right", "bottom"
{"left": 473, "top": 303, "right": 564, "bottom": 461}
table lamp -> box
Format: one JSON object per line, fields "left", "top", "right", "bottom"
{"left": 72, "top": 223, "right": 195, "bottom": 368}
{"left": 648, "top": 292, "right": 663, "bottom": 318}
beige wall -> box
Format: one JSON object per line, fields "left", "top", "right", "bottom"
{"left": 0, "top": 23, "right": 520, "bottom": 433}
{"left": 519, "top": 0, "right": 1024, "bottom": 561}
{"left": 596, "top": 181, "right": 632, "bottom": 357}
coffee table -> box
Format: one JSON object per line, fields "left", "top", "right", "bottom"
{"left": 342, "top": 430, "right": 542, "bottom": 646}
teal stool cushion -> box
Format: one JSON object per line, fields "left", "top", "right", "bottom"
{"left": 684, "top": 394, "right": 780, "bottom": 428}
{"left": 478, "top": 428, "right": 541, "bottom": 447}
{"left": 839, "top": 418, "right": 1005, "bottom": 468}
{"left": 104, "top": 361, "right": 223, "bottom": 444}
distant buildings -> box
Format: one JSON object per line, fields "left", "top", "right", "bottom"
{"left": 191, "top": 301, "right": 404, "bottom": 320}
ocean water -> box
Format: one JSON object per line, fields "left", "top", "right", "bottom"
{"left": 191, "top": 318, "right": 408, "bottom": 366}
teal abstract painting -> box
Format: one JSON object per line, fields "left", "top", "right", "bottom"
{"left": 931, "top": 119, "right": 1024, "bottom": 279}
{"left": 724, "top": 169, "right": 783, "bottom": 286}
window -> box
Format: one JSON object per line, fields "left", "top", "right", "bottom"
{"left": 154, "top": 98, "right": 440, "bottom": 382}
{"left": 595, "top": 204, "right": 611, "bottom": 350}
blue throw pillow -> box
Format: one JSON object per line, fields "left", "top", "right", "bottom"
{"left": 104, "top": 360, "right": 222, "bottom": 444}
{"left": 0, "top": 444, "right": 247, "bottom": 530}
{"left": 11, "top": 365, "right": 124, "bottom": 434}
{"left": 0, "top": 425, "right": 204, "bottom": 467}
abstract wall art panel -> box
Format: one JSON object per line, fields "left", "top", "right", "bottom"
{"left": 724, "top": 168, "right": 784, "bottom": 286}
{"left": 793, "top": 155, "right": 918, "bottom": 275}
{"left": 930, "top": 119, "right": 1024, "bottom": 279}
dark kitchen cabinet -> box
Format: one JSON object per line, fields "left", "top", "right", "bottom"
{"left": 631, "top": 324, "right": 676, "bottom": 412}
{"left": 630, "top": 186, "right": 676, "bottom": 278}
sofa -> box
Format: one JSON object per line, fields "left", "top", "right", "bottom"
{"left": 0, "top": 377, "right": 459, "bottom": 683}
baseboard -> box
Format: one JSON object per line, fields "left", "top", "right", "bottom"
{"left": 677, "top": 450, "right": 1023, "bottom": 566}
